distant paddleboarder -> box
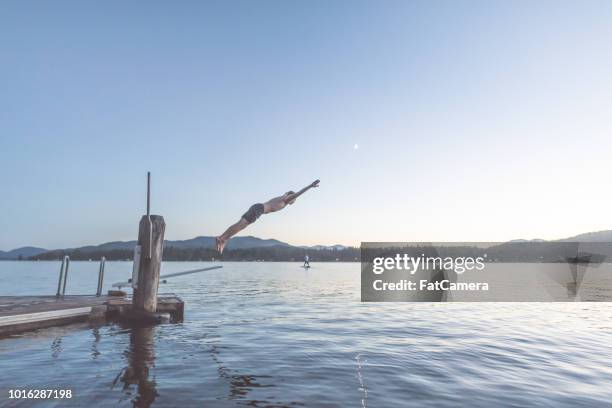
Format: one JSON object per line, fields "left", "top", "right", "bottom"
{"left": 216, "top": 180, "right": 320, "bottom": 253}
{"left": 303, "top": 254, "right": 310, "bottom": 268}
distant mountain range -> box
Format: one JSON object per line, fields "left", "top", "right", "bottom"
{"left": 559, "top": 230, "right": 612, "bottom": 242}
{"left": 0, "top": 236, "right": 350, "bottom": 260}
{"left": 2, "top": 230, "right": 612, "bottom": 260}
{"left": 62, "top": 235, "right": 292, "bottom": 253}
{"left": 302, "top": 244, "right": 348, "bottom": 251}
{"left": 0, "top": 246, "right": 47, "bottom": 260}
{"left": 510, "top": 230, "right": 612, "bottom": 243}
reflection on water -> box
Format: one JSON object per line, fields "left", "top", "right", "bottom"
{"left": 51, "top": 336, "right": 62, "bottom": 359}
{"left": 107, "top": 325, "right": 300, "bottom": 408}
{"left": 112, "top": 325, "right": 158, "bottom": 408}
{"left": 207, "top": 337, "right": 296, "bottom": 407}
{"left": 1, "top": 262, "right": 612, "bottom": 407}
{"left": 92, "top": 327, "right": 101, "bottom": 359}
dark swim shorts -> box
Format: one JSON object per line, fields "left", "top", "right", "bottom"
{"left": 242, "top": 203, "right": 265, "bottom": 224}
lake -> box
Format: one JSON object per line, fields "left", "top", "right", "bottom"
{"left": 1, "top": 261, "right": 612, "bottom": 407}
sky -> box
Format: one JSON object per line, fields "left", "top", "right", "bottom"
{"left": 1, "top": 0, "right": 612, "bottom": 250}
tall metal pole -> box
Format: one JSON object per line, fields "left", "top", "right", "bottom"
{"left": 145, "top": 172, "right": 152, "bottom": 259}
{"left": 147, "top": 171, "right": 151, "bottom": 217}
{"left": 133, "top": 172, "right": 165, "bottom": 314}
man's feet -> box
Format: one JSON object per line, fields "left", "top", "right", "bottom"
{"left": 216, "top": 236, "right": 227, "bottom": 254}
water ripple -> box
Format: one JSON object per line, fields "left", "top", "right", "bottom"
{"left": 1, "top": 262, "right": 612, "bottom": 407}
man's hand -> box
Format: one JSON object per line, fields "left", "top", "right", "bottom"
{"left": 285, "top": 180, "right": 321, "bottom": 204}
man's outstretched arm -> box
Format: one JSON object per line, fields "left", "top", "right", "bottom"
{"left": 285, "top": 179, "right": 320, "bottom": 203}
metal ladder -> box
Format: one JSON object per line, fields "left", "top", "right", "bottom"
{"left": 56, "top": 256, "right": 106, "bottom": 297}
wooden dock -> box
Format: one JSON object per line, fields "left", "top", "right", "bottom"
{"left": 0, "top": 174, "right": 195, "bottom": 338}
{"left": 0, "top": 294, "right": 184, "bottom": 337}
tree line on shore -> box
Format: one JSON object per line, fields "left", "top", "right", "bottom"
{"left": 29, "top": 245, "right": 361, "bottom": 262}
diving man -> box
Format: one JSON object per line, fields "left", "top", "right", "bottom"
{"left": 216, "top": 180, "right": 320, "bottom": 253}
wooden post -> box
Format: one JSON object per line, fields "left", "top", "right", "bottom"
{"left": 133, "top": 215, "right": 165, "bottom": 313}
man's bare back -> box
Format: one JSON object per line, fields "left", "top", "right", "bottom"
{"left": 215, "top": 180, "right": 320, "bottom": 253}
{"left": 263, "top": 195, "right": 291, "bottom": 213}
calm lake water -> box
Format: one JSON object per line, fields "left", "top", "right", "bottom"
{"left": 1, "top": 261, "right": 612, "bottom": 407}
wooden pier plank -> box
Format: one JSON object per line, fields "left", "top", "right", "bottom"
{"left": 0, "top": 307, "right": 93, "bottom": 325}
{"left": 0, "top": 295, "right": 114, "bottom": 337}
{"left": 0, "top": 295, "right": 110, "bottom": 317}
{"left": 0, "top": 294, "right": 184, "bottom": 336}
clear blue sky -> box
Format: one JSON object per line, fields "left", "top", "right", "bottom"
{"left": 1, "top": 1, "right": 611, "bottom": 250}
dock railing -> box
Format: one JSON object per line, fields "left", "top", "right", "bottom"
{"left": 56, "top": 255, "right": 70, "bottom": 297}
{"left": 96, "top": 257, "right": 106, "bottom": 296}
{"left": 56, "top": 256, "right": 108, "bottom": 297}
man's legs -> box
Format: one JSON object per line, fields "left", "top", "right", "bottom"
{"left": 216, "top": 218, "right": 249, "bottom": 253}
{"left": 216, "top": 203, "right": 264, "bottom": 254}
